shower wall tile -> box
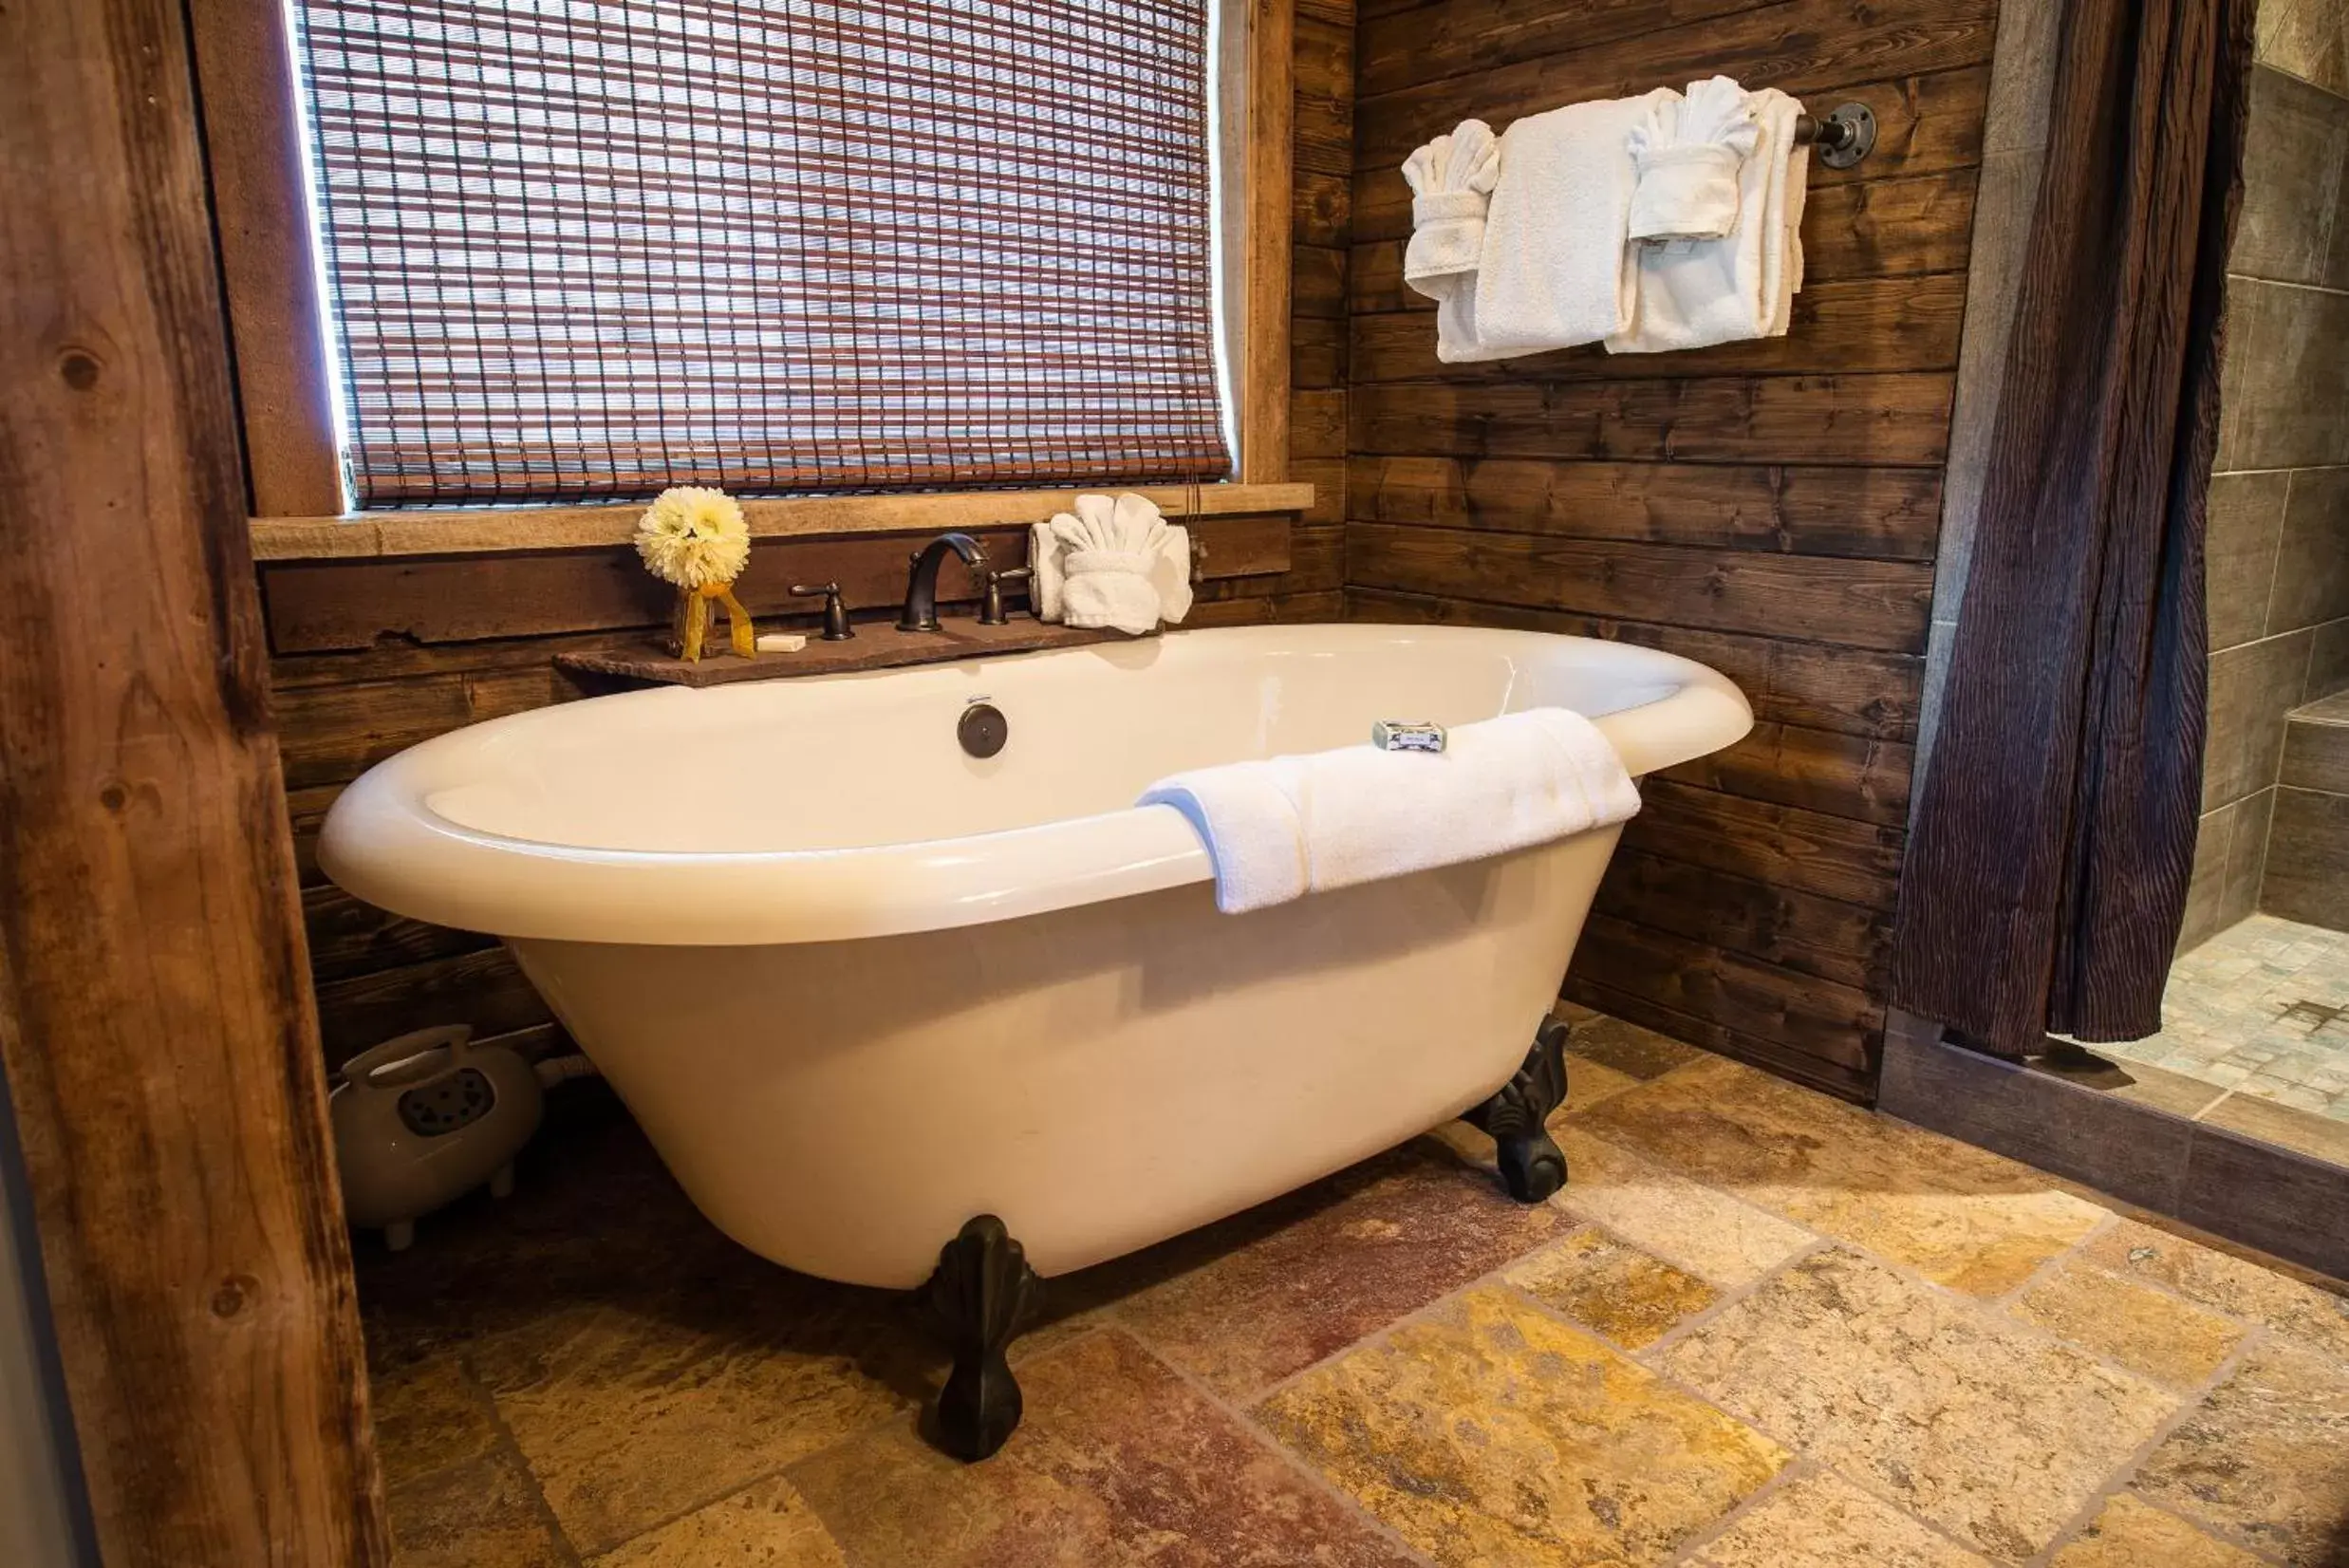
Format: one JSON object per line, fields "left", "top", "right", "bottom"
{"left": 2233, "top": 67, "right": 2349, "bottom": 288}
{"left": 2280, "top": 692, "right": 2349, "bottom": 792}
{"left": 2268, "top": 466, "right": 2349, "bottom": 633}
{"left": 2178, "top": 805, "right": 2238, "bottom": 954}
{"left": 2205, "top": 471, "right": 2289, "bottom": 651}
{"left": 2216, "top": 280, "right": 2349, "bottom": 472}
{"left": 2222, "top": 786, "right": 2276, "bottom": 931}
{"left": 2307, "top": 616, "right": 2349, "bottom": 700}
{"left": 2263, "top": 785, "right": 2349, "bottom": 926}
{"left": 2203, "top": 630, "right": 2315, "bottom": 810}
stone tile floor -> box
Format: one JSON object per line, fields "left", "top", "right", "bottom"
{"left": 361, "top": 1005, "right": 2349, "bottom": 1568}
{"left": 2106, "top": 915, "right": 2349, "bottom": 1121}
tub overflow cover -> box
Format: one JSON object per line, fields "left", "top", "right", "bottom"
{"left": 959, "top": 700, "right": 1008, "bottom": 758}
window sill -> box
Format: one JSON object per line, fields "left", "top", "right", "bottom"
{"left": 247, "top": 481, "right": 1314, "bottom": 562}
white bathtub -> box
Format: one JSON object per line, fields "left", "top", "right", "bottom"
{"left": 321, "top": 625, "right": 1750, "bottom": 1290}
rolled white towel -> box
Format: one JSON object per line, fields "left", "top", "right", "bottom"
{"left": 1608, "top": 87, "right": 1807, "bottom": 354}
{"left": 1627, "top": 77, "right": 1759, "bottom": 242}
{"left": 1402, "top": 120, "right": 1500, "bottom": 289}
{"left": 1138, "top": 708, "right": 1642, "bottom": 914}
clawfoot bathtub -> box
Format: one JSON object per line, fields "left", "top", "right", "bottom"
{"left": 321, "top": 624, "right": 1751, "bottom": 1455}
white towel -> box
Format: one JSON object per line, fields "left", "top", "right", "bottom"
{"left": 1401, "top": 121, "right": 1502, "bottom": 364}
{"left": 1608, "top": 88, "right": 1808, "bottom": 354}
{"left": 1466, "top": 89, "right": 1677, "bottom": 361}
{"left": 1029, "top": 494, "right": 1188, "bottom": 634}
{"left": 1626, "top": 77, "right": 1759, "bottom": 242}
{"left": 1137, "top": 708, "right": 1642, "bottom": 914}
{"left": 1402, "top": 121, "right": 1500, "bottom": 289}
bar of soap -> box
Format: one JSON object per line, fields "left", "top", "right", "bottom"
{"left": 1372, "top": 719, "right": 1446, "bottom": 754}
{"left": 755, "top": 633, "right": 808, "bottom": 654}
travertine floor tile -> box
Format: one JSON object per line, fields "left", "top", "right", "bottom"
{"left": 1108, "top": 1140, "right": 1566, "bottom": 1399}
{"left": 1569, "top": 1013, "right": 1705, "bottom": 1082}
{"left": 789, "top": 1329, "right": 1421, "bottom": 1568}
{"left": 1503, "top": 1226, "right": 1717, "bottom": 1350}
{"left": 371, "top": 1356, "right": 500, "bottom": 1490}
{"left": 387, "top": 1451, "right": 568, "bottom": 1568}
{"left": 1684, "top": 1469, "right": 1989, "bottom": 1567}
{"left": 1657, "top": 1249, "right": 2178, "bottom": 1562}
{"left": 592, "top": 1477, "right": 846, "bottom": 1567}
{"left": 1564, "top": 1055, "right": 1647, "bottom": 1110}
{"left": 1257, "top": 1284, "right": 1787, "bottom": 1567}
{"left": 2047, "top": 1495, "right": 2266, "bottom": 1567}
{"left": 2133, "top": 1336, "right": 2349, "bottom": 1565}
{"left": 471, "top": 1293, "right": 925, "bottom": 1554}
{"left": 1549, "top": 1127, "right": 1814, "bottom": 1288}
{"left": 2008, "top": 1261, "right": 2246, "bottom": 1388}
{"left": 1578, "top": 1056, "right": 2107, "bottom": 1296}
{"left": 2079, "top": 1217, "right": 2349, "bottom": 1360}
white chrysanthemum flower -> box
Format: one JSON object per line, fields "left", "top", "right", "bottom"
{"left": 635, "top": 486, "right": 750, "bottom": 589}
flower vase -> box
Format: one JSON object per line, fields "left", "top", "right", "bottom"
{"left": 672, "top": 583, "right": 758, "bottom": 662}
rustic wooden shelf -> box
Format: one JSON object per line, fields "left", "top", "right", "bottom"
{"left": 555, "top": 617, "right": 1152, "bottom": 688}
{"left": 249, "top": 480, "right": 1314, "bottom": 561}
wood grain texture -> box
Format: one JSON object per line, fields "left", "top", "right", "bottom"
{"left": 250, "top": 481, "right": 1316, "bottom": 561}
{"left": 1345, "top": 588, "right": 1923, "bottom": 739}
{"left": 262, "top": 513, "right": 1293, "bottom": 652}
{"left": 1347, "top": 523, "right": 1934, "bottom": 651}
{"left": 186, "top": 0, "right": 342, "bottom": 516}
{"left": 1619, "top": 780, "right": 1908, "bottom": 911}
{"left": 1574, "top": 913, "right": 1880, "bottom": 1071}
{"left": 1354, "top": 0, "right": 1997, "bottom": 166}
{"left": 1349, "top": 374, "right": 1954, "bottom": 465}
{"left": 1358, "top": 0, "right": 1771, "bottom": 98}
{"left": 1565, "top": 975, "right": 1878, "bottom": 1101}
{"left": 1593, "top": 849, "right": 1890, "bottom": 992}
{"left": 559, "top": 619, "right": 1154, "bottom": 689}
{"left": 1243, "top": 0, "right": 1298, "bottom": 481}
{"left": 1347, "top": 457, "right": 1942, "bottom": 557}
{"left": 0, "top": 0, "right": 385, "bottom": 1561}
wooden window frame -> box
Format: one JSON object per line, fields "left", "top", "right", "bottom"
{"left": 196, "top": 0, "right": 1298, "bottom": 557}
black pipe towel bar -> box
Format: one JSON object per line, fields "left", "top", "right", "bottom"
{"left": 1793, "top": 102, "right": 1876, "bottom": 169}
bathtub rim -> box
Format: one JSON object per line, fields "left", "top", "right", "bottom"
{"left": 318, "top": 623, "right": 1751, "bottom": 947}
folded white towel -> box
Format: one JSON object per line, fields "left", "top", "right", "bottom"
{"left": 1030, "top": 493, "right": 1188, "bottom": 635}
{"left": 1137, "top": 708, "right": 1642, "bottom": 914}
{"left": 1403, "top": 120, "right": 1500, "bottom": 289}
{"left": 1465, "top": 89, "right": 1677, "bottom": 362}
{"left": 1627, "top": 77, "right": 1759, "bottom": 242}
{"left": 1608, "top": 87, "right": 1808, "bottom": 354}
{"left": 1402, "top": 121, "right": 1502, "bottom": 363}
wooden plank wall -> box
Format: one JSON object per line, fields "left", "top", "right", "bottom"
{"left": 1345, "top": 0, "right": 1996, "bottom": 1100}
{"left": 1290, "top": 0, "right": 1356, "bottom": 600}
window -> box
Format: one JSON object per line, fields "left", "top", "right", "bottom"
{"left": 287, "top": 1, "right": 1234, "bottom": 508}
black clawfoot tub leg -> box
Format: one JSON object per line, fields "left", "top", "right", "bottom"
{"left": 1462, "top": 1018, "right": 1571, "bottom": 1202}
{"left": 917, "top": 1214, "right": 1042, "bottom": 1462}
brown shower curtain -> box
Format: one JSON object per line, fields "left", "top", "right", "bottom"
{"left": 1890, "top": 0, "right": 2255, "bottom": 1056}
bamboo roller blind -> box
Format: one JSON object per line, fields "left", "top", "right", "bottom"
{"left": 289, "top": 0, "right": 1232, "bottom": 508}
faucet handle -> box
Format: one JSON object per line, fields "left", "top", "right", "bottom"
{"left": 789, "top": 582, "right": 854, "bottom": 642}
{"left": 979, "top": 567, "right": 1034, "bottom": 626}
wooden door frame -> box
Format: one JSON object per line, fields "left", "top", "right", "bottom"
{"left": 1, "top": 1, "right": 386, "bottom": 1562}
